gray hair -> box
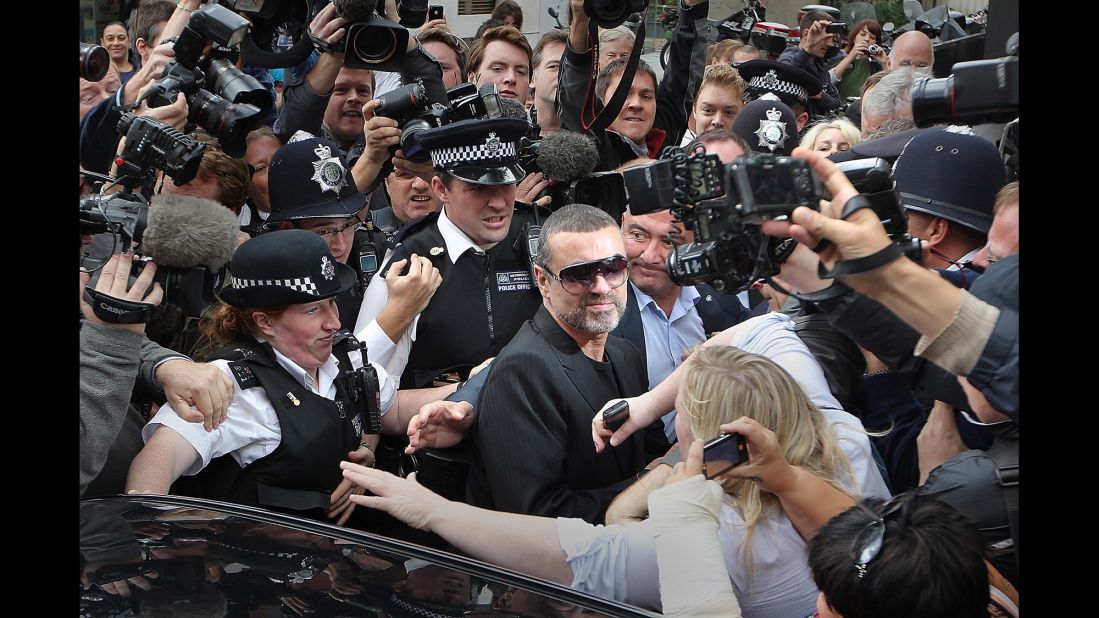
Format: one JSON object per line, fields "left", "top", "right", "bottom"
{"left": 537, "top": 204, "right": 619, "bottom": 269}
{"left": 598, "top": 25, "right": 636, "bottom": 47}
{"left": 862, "top": 67, "right": 933, "bottom": 120}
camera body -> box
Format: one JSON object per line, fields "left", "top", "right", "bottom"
{"left": 668, "top": 154, "right": 821, "bottom": 293}
{"left": 80, "top": 114, "right": 226, "bottom": 320}
{"left": 375, "top": 81, "right": 505, "bottom": 162}
{"left": 584, "top": 0, "right": 647, "bottom": 28}
{"left": 146, "top": 4, "right": 270, "bottom": 157}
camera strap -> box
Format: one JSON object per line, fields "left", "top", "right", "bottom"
{"left": 83, "top": 287, "right": 166, "bottom": 324}
{"left": 579, "top": 3, "right": 650, "bottom": 133}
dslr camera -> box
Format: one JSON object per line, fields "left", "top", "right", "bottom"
{"left": 79, "top": 114, "right": 226, "bottom": 320}
{"left": 145, "top": 4, "right": 272, "bottom": 157}
{"left": 374, "top": 80, "right": 505, "bottom": 162}
{"left": 668, "top": 154, "right": 920, "bottom": 293}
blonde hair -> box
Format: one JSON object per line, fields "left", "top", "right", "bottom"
{"left": 799, "top": 117, "right": 862, "bottom": 152}
{"left": 707, "top": 39, "right": 745, "bottom": 65}
{"left": 679, "top": 347, "right": 859, "bottom": 573}
{"left": 694, "top": 64, "right": 746, "bottom": 107}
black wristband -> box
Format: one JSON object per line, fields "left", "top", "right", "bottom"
{"left": 817, "top": 243, "right": 904, "bottom": 279}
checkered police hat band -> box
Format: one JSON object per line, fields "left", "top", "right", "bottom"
{"left": 232, "top": 277, "right": 319, "bottom": 296}
{"left": 431, "top": 141, "right": 518, "bottom": 169}
{"left": 749, "top": 76, "right": 807, "bottom": 101}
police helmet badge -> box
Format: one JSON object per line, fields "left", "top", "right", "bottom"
{"left": 484, "top": 132, "right": 502, "bottom": 156}
{"left": 321, "top": 255, "right": 335, "bottom": 280}
{"left": 758, "top": 69, "right": 782, "bottom": 92}
{"left": 311, "top": 144, "right": 346, "bottom": 194}
{"left": 755, "top": 107, "right": 789, "bottom": 153}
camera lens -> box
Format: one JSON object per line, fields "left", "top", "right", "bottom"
{"left": 80, "top": 42, "right": 110, "bottom": 82}
{"left": 348, "top": 22, "right": 399, "bottom": 65}
{"left": 911, "top": 75, "right": 954, "bottom": 127}
{"left": 187, "top": 88, "right": 262, "bottom": 157}
{"left": 375, "top": 81, "right": 428, "bottom": 120}
{"left": 400, "top": 118, "right": 435, "bottom": 163}
{"left": 207, "top": 58, "right": 274, "bottom": 114}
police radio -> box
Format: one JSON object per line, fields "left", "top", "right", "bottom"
{"left": 342, "top": 338, "right": 383, "bottom": 434}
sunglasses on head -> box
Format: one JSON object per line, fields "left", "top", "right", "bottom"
{"left": 851, "top": 495, "right": 905, "bottom": 579}
{"left": 543, "top": 255, "right": 630, "bottom": 295}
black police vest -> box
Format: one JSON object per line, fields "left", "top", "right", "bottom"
{"left": 174, "top": 336, "right": 361, "bottom": 518}
{"left": 336, "top": 225, "right": 386, "bottom": 331}
{"left": 389, "top": 210, "right": 543, "bottom": 388}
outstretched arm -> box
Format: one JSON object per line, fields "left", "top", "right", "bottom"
{"left": 343, "top": 463, "right": 573, "bottom": 584}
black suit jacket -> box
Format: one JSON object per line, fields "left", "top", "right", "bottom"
{"left": 610, "top": 283, "right": 752, "bottom": 370}
{"left": 467, "top": 306, "right": 670, "bottom": 524}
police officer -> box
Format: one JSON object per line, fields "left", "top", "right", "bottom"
{"left": 126, "top": 230, "right": 464, "bottom": 523}
{"left": 737, "top": 59, "right": 824, "bottom": 133}
{"left": 264, "top": 136, "right": 441, "bottom": 332}
{"left": 353, "top": 117, "right": 546, "bottom": 390}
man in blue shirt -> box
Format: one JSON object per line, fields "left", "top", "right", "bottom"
{"left": 610, "top": 207, "right": 750, "bottom": 442}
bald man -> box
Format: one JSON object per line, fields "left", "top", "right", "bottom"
{"left": 889, "top": 31, "right": 933, "bottom": 70}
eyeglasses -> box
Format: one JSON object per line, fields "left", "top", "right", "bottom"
{"left": 299, "top": 210, "right": 365, "bottom": 238}
{"left": 542, "top": 255, "right": 630, "bottom": 295}
{"left": 851, "top": 496, "right": 905, "bottom": 579}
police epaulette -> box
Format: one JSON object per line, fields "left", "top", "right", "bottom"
{"left": 227, "top": 361, "right": 260, "bottom": 390}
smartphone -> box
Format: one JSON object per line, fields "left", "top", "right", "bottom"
{"left": 703, "top": 433, "right": 749, "bottom": 479}
{"left": 428, "top": 5, "right": 444, "bottom": 21}
{"left": 602, "top": 401, "right": 630, "bottom": 432}
{"left": 825, "top": 22, "right": 847, "bottom": 35}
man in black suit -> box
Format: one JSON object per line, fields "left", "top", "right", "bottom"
{"left": 466, "top": 204, "right": 670, "bottom": 524}
{"left": 610, "top": 207, "right": 750, "bottom": 443}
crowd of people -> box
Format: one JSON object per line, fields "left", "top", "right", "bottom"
{"left": 80, "top": 0, "right": 1020, "bottom": 616}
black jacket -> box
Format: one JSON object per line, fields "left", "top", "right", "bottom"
{"left": 467, "top": 306, "right": 670, "bottom": 523}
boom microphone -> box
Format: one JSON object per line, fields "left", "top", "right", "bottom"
{"left": 498, "top": 96, "right": 531, "bottom": 121}
{"left": 140, "top": 195, "right": 240, "bottom": 270}
{"left": 536, "top": 131, "right": 600, "bottom": 182}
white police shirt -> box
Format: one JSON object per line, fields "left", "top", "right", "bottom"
{"left": 142, "top": 345, "right": 396, "bottom": 476}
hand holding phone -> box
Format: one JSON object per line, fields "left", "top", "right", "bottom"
{"left": 602, "top": 400, "right": 630, "bottom": 432}
{"left": 703, "top": 432, "right": 749, "bottom": 479}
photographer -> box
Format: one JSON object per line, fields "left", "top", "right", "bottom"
{"left": 273, "top": 2, "right": 449, "bottom": 166}
{"left": 557, "top": 0, "right": 707, "bottom": 170}
{"left": 80, "top": 252, "right": 235, "bottom": 497}
{"left": 80, "top": 0, "right": 193, "bottom": 175}
{"left": 778, "top": 11, "right": 841, "bottom": 120}
{"left": 757, "top": 148, "right": 1018, "bottom": 421}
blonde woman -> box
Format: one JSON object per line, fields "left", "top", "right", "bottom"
{"left": 342, "top": 313, "right": 890, "bottom": 617}
{"left": 799, "top": 117, "right": 861, "bottom": 155}
{"left": 681, "top": 64, "right": 748, "bottom": 146}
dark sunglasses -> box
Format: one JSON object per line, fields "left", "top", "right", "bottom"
{"left": 543, "top": 255, "right": 629, "bottom": 295}
{"left": 851, "top": 496, "right": 905, "bottom": 579}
